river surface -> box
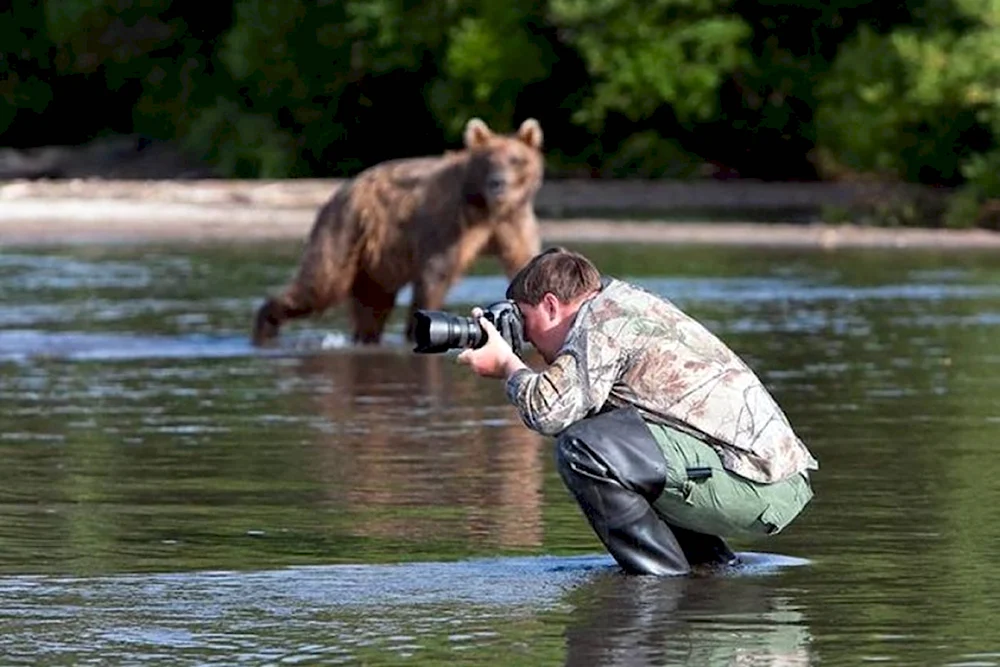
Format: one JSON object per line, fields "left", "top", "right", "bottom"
{"left": 1, "top": 240, "right": 999, "bottom": 665}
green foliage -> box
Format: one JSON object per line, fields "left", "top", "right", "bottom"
{"left": 602, "top": 130, "right": 706, "bottom": 178}
{"left": 432, "top": 3, "right": 555, "bottom": 137}
{"left": 0, "top": 0, "right": 55, "bottom": 134}
{"left": 943, "top": 188, "right": 984, "bottom": 228}
{"left": 943, "top": 148, "right": 1000, "bottom": 227}
{"left": 184, "top": 97, "right": 294, "bottom": 178}
{"left": 549, "top": 0, "right": 752, "bottom": 128}
{"left": 959, "top": 147, "right": 1000, "bottom": 196}
{"left": 815, "top": 20, "right": 1000, "bottom": 189}
{"left": 45, "top": 0, "right": 179, "bottom": 82}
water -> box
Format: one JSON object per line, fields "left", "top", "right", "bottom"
{"left": 2, "top": 240, "right": 1000, "bottom": 665}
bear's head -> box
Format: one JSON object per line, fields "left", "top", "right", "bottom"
{"left": 461, "top": 118, "right": 544, "bottom": 216}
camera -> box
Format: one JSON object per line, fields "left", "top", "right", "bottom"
{"left": 412, "top": 300, "right": 526, "bottom": 356}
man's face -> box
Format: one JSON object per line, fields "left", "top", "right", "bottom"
{"left": 516, "top": 295, "right": 567, "bottom": 363}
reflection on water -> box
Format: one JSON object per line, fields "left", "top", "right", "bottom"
{"left": 0, "top": 552, "right": 809, "bottom": 665}
{"left": 564, "top": 565, "right": 812, "bottom": 666}
{"left": 2, "top": 241, "right": 1000, "bottom": 664}
{"left": 289, "top": 351, "right": 548, "bottom": 552}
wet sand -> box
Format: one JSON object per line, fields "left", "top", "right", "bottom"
{"left": 2, "top": 178, "right": 999, "bottom": 249}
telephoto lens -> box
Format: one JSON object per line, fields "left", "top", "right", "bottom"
{"left": 411, "top": 311, "right": 485, "bottom": 354}
{"left": 412, "top": 300, "right": 524, "bottom": 355}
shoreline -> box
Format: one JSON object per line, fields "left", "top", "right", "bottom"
{"left": 2, "top": 178, "right": 999, "bottom": 250}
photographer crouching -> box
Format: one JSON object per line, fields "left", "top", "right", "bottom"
{"left": 412, "top": 247, "right": 819, "bottom": 577}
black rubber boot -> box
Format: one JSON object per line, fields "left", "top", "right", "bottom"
{"left": 556, "top": 408, "right": 692, "bottom": 576}
{"left": 667, "top": 522, "right": 739, "bottom": 571}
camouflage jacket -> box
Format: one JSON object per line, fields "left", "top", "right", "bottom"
{"left": 506, "top": 279, "right": 819, "bottom": 484}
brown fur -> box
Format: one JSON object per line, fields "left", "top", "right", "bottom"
{"left": 252, "top": 118, "right": 544, "bottom": 346}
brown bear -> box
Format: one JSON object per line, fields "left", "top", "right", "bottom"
{"left": 251, "top": 117, "right": 544, "bottom": 347}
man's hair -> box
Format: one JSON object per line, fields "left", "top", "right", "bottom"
{"left": 506, "top": 247, "right": 602, "bottom": 305}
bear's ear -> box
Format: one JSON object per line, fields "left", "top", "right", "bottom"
{"left": 517, "top": 118, "right": 543, "bottom": 150}
{"left": 464, "top": 118, "right": 492, "bottom": 148}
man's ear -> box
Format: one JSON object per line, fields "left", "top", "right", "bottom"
{"left": 542, "top": 293, "right": 559, "bottom": 319}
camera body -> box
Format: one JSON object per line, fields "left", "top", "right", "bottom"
{"left": 412, "top": 300, "right": 526, "bottom": 356}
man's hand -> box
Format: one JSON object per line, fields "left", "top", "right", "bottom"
{"left": 456, "top": 312, "right": 527, "bottom": 379}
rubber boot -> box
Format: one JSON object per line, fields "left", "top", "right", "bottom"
{"left": 667, "top": 522, "right": 739, "bottom": 571}
{"left": 556, "top": 408, "right": 691, "bottom": 576}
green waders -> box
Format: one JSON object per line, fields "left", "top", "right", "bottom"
{"left": 647, "top": 422, "right": 813, "bottom": 539}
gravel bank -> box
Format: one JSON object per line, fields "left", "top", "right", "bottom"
{"left": 2, "top": 178, "right": 998, "bottom": 249}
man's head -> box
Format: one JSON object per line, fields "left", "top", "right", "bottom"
{"left": 505, "top": 247, "right": 602, "bottom": 362}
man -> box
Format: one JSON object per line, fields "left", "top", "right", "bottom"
{"left": 457, "top": 247, "right": 818, "bottom": 576}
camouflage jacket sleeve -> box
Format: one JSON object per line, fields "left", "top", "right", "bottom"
{"left": 504, "top": 310, "right": 624, "bottom": 435}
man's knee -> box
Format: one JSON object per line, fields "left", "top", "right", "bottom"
{"left": 554, "top": 431, "right": 598, "bottom": 488}
{"left": 554, "top": 408, "right": 668, "bottom": 500}
{"left": 554, "top": 432, "right": 576, "bottom": 475}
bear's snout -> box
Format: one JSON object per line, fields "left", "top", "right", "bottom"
{"left": 486, "top": 173, "right": 507, "bottom": 197}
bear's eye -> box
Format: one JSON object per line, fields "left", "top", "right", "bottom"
{"left": 509, "top": 156, "right": 527, "bottom": 168}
